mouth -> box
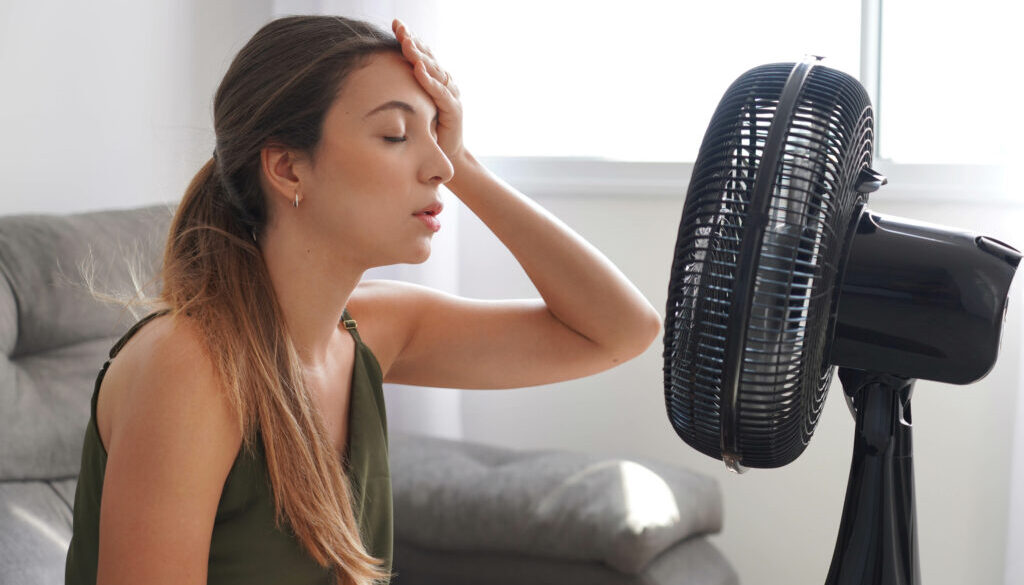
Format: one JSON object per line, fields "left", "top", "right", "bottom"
{"left": 413, "top": 201, "right": 444, "bottom": 217}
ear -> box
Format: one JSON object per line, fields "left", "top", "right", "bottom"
{"left": 260, "top": 144, "right": 307, "bottom": 206}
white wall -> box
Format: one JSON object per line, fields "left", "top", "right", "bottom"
{"left": 0, "top": 0, "right": 273, "bottom": 216}
{"left": 456, "top": 177, "right": 1024, "bottom": 585}
{"left": 1008, "top": 303, "right": 1024, "bottom": 585}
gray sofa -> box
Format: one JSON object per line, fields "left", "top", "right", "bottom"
{"left": 0, "top": 205, "right": 737, "bottom": 585}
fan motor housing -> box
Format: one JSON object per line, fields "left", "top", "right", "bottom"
{"left": 830, "top": 212, "right": 1020, "bottom": 384}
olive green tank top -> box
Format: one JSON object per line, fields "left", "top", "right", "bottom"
{"left": 64, "top": 309, "right": 393, "bottom": 584}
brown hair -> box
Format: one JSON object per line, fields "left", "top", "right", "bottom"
{"left": 161, "top": 15, "right": 399, "bottom": 585}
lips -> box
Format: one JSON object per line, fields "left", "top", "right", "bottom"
{"left": 413, "top": 200, "right": 443, "bottom": 233}
{"left": 413, "top": 201, "right": 444, "bottom": 217}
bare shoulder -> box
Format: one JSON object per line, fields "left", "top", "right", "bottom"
{"left": 98, "top": 312, "right": 240, "bottom": 455}
{"left": 95, "top": 312, "right": 242, "bottom": 584}
{"left": 346, "top": 279, "right": 429, "bottom": 376}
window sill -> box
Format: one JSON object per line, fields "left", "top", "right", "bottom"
{"left": 478, "top": 156, "right": 1022, "bottom": 206}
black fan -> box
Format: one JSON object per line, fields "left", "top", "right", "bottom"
{"left": 663, "top": 58, "right": 1021, "bottom": 585}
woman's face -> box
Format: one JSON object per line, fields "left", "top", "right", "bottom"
{"left": 298, "top": 50, "right": 454, "bottom": 268}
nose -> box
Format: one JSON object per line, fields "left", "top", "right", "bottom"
{"left": 419, "top": 138, "right": 455, "bottom": 185}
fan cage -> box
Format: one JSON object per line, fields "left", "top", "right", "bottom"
{"left": 665, "top": 63, "right": 874, "bottom": 468}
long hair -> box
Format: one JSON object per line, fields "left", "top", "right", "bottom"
{"left": 161, "top": 16, "right": 399, "bottom": 585}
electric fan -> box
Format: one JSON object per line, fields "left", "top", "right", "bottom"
{"left": 663, "top": 58, "right": 1021, "bottom": 585}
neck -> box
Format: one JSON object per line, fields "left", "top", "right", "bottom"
{"left": 259, "top": 217, "right": 365, "bottom": 370}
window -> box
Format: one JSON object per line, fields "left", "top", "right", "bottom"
{"left": 434, "top": 0, "right": 861, "bottom": 162}
{"left": 879, "top": 1, "right": 1023, "bottom": 164}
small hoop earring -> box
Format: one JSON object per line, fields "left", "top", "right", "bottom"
{"left": 293, "top": 193, "right": 299, "bottom": 208}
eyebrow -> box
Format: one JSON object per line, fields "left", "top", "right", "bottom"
{"left": 364, "top": 100, "right": 416, "bottom": 117}
{"left": 364, "top": 99, "right": 439, "bottom": 124}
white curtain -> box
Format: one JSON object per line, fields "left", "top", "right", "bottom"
{"left": 273, "top": 0, "right": 463, "bottom": 441}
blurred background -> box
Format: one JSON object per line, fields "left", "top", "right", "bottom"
{"left": 2, "top": 1, "right": 1022, "bottom": 583}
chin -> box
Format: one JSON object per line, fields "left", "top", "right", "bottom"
{"left": 405, "top": 241, "right": 432, "bottom": 264}
{"left": 409, "top": 249, "right": 432, "bottom": 264}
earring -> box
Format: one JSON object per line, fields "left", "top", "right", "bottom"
{"left": 293, "top": 192, "right": 299, "bottom": 208}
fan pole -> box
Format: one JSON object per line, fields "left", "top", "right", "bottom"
{"left": 826, "top": 368, "right": 920, "bottom": 585}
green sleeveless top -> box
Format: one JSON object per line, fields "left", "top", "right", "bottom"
{"left": 64, "top": 309, "right": 393, "bottom": 584}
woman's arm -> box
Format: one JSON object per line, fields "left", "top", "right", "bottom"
{"left": 96, "top": 316, "right": 241, "bottom": 584}
{"left": 362, "top": 21, "right": 660, "bottom": 389}
{"left": 445, "top": 150, "right": 661, "bottom": 353}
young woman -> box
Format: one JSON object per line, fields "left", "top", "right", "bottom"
{"left": 64, "top": 15, "right": 661, "bottom": 585}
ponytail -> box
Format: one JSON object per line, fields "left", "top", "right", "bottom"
{"left": 160, "top": 154, "right": 390, "bottom": 584}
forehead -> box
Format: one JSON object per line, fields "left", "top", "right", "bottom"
{"left": 328, "top": 51, "right": 436, "bottom": 123}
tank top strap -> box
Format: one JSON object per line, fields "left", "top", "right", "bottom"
{"left": 108, "top": 309, "right": 172, "bottom": 359}
{"left": 340, "top": 308, "right": 364, "bottom": 343}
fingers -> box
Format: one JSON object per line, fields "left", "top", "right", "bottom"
{"left": 393, "top": 18, "right": 427, "bottom": 54}
{"left": 396, "top": 23, "right": 438, "bottom": 77}
{"left": 392, "top": 19, "right": 458, "bottom": 97}
{"left": 414, "top": 61, "right": 452, "bottom": 98}
{"left": 401, "top": 36, "right": 438, "bottom": 77}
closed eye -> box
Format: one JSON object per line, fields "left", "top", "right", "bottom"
{"left": 384, "top": 136, "right": 407, "bottom": 143}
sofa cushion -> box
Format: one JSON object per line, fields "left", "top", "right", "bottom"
{"left": 2, "top": 338, "right": 116, "bottom": 481}
{"left": 389, "top": 433, "right": 723, "bottom": 575}
{"left": 0, "top": 478, "right": 77, "bottom": 584}
{"left": 392, "top": 536, "right": 739, "bottom": 585}
{"left": 0, "top": 206, "right": 171, "bottom": 481}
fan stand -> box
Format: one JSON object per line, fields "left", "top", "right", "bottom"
{"left": 826, "top": 368, "right": 920, "bottom": 585}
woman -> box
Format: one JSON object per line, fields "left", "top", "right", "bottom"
{"left": 64, "top": 15, "right": 661, "bottom": 585}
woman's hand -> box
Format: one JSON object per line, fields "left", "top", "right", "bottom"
{"left": 392, "top": 19, "right": 465, "bottom": 163}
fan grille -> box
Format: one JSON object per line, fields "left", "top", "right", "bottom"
{"left": 664, "top": 63, "right": 874, "bottom": 468}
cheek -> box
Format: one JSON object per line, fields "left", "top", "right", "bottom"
{"left": 315, "top": 157, "right": 396, "bottom": 226}
{"left": 328, "top": 140, "right": 403, "bottom": 189}
{"left": 313, "top": 135, "right": 415, "bottom": 221}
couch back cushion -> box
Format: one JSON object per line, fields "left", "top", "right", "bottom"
{"left": 0, "top": 205, "right": 172, "bottom": 481}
